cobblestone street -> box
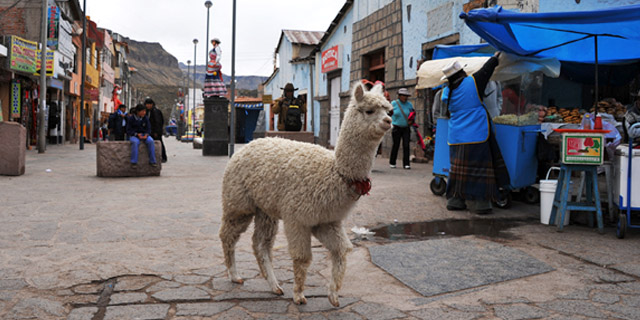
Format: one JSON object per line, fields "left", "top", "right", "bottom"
{"left": 1, "top": 138, "right": 640, "bottom": 319}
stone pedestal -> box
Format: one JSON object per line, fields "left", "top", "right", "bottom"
{"left": 264, "top": 131, "right": 314, "bottom": 144}
{"left": 0, "top": 122, "right": 26, "bottom": 176}
{"left": 177, "top": 122, "right": 185, "bottom": 141}
{"left": 203, "top": 97, "right": 229, "bottom": 156}
{"left": 96, "top": 141, "right": 162, "bottom": 177}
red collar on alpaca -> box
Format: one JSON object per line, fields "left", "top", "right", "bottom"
{"left": 337, "top": 171, "right": 372, "bottom": 198}
{"left": 350, "top": 178, "right": 372, "bottom": 196}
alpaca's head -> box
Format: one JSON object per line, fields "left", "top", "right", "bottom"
{"left": 344, "top": 83, "right": 393, "bottom": 140}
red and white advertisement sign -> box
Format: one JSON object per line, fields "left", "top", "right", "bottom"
{"left": 321, "top": 45, "right": 342, "bottom": 73}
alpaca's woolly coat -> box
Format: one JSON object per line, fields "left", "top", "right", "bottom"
{"left": 222, "top": 137, "right": 356, "bottom": 227}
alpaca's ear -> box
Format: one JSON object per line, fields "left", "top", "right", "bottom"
{"left": 354, "top": 83, "right": 365, "bottom": 102}
{"left": 371, "top": 84, "right": 384, "bottom": 96}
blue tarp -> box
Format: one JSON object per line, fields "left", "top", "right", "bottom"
{"left": 460, "top": 4, "right": 640, "bottom": 64}
{"left": 432, "top": 44, "right": 495, "bottom": 60}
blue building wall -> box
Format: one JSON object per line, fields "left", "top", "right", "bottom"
{"left": 313, "top": 5, "right": 355, "bottom": 137}
{"left": 402, "top": 0, "right": 483, "bottom": 80}
{"left": 263, "top": 34, "right": 314, "bottom": 132}
{"left": 317, "top": 7, "right": 354, "bottom": 97}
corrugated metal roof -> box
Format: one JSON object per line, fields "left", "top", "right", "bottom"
{"left": 282, "top": 30, "right": 325, "bottom": 46}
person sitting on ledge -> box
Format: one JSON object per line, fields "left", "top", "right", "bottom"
{"left": 126, "top": 104, "right": 157, "bottom": 168}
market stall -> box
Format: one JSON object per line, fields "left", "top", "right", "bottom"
{"left": 460, "top": 4, "right": 640, "bottom": 227}
{"left": 418, "top": 44, "right": 560, "bottom": 207}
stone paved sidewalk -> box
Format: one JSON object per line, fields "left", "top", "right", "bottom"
{"left": 1, "top": 138, "right": 640, "bottom": 319}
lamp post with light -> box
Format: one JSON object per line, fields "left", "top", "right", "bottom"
{"left": 181, "top": 60, "right": 190, "bottom": 140}
{"left": 192, "top": 38, "right": 198, "bottom": 137}
{"left": 205, "top": 1, "right": 212, "bottom": 66}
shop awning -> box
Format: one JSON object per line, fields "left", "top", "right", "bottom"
{"left": 234, "top": 102, "right": 263, "bottom": 110}
{"left": 459, "top": 4, "right": 640, "bottom": 64}
{"left": 417, "top": 47, "right": 560, "bottom": 89}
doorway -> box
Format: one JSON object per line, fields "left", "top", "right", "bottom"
{"left": 329, "top": 77, "right": 341, "bottom": 147}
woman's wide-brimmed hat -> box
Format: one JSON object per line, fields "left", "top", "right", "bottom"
{"left": 211, "top": 38, "right": 221, "bottom": 44}
{"left": 441, "top": 60, "right": 464, "bottom": 81}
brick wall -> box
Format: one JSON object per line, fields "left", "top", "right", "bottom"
{"left": 0, "top": 6, "right": 26, "bottom": 37}
{"left": 0, "top": 1, "right": 43, "bottom": 42}
{"left": 350, "top": 0, "right": 404, "bottom": 88}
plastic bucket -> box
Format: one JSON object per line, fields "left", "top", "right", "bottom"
{"left": 540, "top": 167, "right": 569, "bottom": 226}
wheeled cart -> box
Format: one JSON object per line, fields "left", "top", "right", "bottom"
{"left": 616, "top": 142, "right": 640, "bottom": 239}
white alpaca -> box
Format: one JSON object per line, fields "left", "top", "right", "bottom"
{"left": 219, "top": 83, "right": 392, "bottom": 307}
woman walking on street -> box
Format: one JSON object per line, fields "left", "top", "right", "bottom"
{"left": 389, "top": 88, "right": 414, "bottom": 169}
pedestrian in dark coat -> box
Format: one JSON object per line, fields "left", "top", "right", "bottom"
{"left": 144, "top": 98, "right": 167, "bottom": 162}
{"left": 108, "top": 104, "right": 128, "bottom": 141}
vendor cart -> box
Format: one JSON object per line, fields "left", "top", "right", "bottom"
{"left": 429, "top": 117, "right": 450, "bottom": 196}
{"left": 616, "top": 142, "right": 640, "bottom": 238}
{"left": 429, "top": 119, "right": 540, "bottom": 207}
{"left": 424, "top": 54, "right": 548, "bottom": 208}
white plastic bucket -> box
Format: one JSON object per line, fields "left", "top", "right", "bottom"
{"left": 540, "top": 167, "right": 569, "bottom": 226}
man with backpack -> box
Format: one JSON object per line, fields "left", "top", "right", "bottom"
{"left": 273, "top": 83, "right": 306, "bottom": 131}
{"left": 108, "top": 104, "right": 128, "bottom": 141}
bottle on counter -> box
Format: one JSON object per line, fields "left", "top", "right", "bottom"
{"left": 594, "top": 115, "right": 603, "bottom": 130}
{"left": 582, "top": 113, "right": 592, "bottom": 130}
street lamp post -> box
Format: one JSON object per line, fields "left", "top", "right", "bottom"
{"left": 229, "top": 0, "right": 236, "bottom": 156}
{"left": 183, "top": 60, "right": 190, "bottom": 139}
{"left": 192, "top": 39, "right": 198, "bottom": 137}
{"left": 37, "top": 0, "right": 47, "bottom": 153}
{"left": 79, "top": 0, "right": 87, "bottom": 150}
{"left": 205, "top": 1, "right": 212, "bottom": 67}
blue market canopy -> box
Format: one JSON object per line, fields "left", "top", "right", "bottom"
{"left": 460, "top": 4, "right": 640, "bottom": 64}
{"left": 234, "top": 102, "right": 263, "bottom": 110}
{"left": 432, "top": 43, "right": 495, "bottom": 60}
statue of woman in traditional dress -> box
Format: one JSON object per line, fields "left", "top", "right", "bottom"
{"left": 204, "top": 38, "right": 227, "bottom": 98}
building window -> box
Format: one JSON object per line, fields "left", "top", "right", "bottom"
{"left": 363, "top": 50, "right": 385, "bottom": 83}
{"left": 73, "top": 45, "right": 78, "bottom": 73}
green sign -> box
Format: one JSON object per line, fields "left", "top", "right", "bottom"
{"left": 9, "top": 36, "right": 37, "bottom": 74}
{"left": 561, "top": 133, "right": 604, "bottom": 165}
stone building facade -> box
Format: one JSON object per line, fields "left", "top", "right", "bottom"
{"left": 349, "top": 0, "right": 424, "bottom": 156}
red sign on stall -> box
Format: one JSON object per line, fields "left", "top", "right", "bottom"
{"left": 321, "top": 45, "right": 342, "bottom": 73}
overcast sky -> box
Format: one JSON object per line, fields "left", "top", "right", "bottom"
{"left": 86, "top": 0, "right": 345, "bottom": 77}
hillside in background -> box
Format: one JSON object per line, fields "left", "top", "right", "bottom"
{"left": 124, "top": 37, "right": 267, "bottom": 121}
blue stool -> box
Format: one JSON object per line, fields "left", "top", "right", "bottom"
{"left": 549, "top": 164, "right": 604, "bottom": 233}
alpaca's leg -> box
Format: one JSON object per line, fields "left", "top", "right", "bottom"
{"left": 219, "top": 212, "right": 254, "bottom": 284}
{"left": 284, "top": 221, "right": 312, "bottom": 305}
{"left": 312, "top": 221, "right": 352, "bottom": 307}
{"left": 252, "top": 210, "right": 283, "bottom": 295}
